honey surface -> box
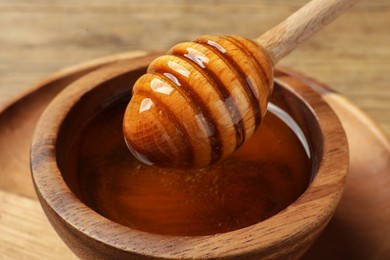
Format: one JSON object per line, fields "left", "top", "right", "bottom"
{"left": 68, "top": 100, "right": 312, "bottom": 236}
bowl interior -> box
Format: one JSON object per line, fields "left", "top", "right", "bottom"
{"left": 56, "top": 74, "right": 320, "bottom": 237}
{"left": 31, "top": 57, "right": 348, "bottom": 259}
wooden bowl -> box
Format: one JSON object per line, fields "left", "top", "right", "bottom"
{"left": 30, "top": 54, "right": 348, "bottom": 259}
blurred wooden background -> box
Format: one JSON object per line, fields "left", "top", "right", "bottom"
{"left": 1, "top": 0, "right": 389, "bottom": 136}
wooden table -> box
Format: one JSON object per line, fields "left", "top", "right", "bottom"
{"left": 1, "top": 1, "right": 389, "bottom": 259}
{"left": 1, "top": 0, "right": 389, "bottom": 135}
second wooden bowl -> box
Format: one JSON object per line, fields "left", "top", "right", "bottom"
{"left": 30, "top": 54, "right": 348, "bottom": 259}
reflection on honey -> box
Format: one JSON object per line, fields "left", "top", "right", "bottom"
{"left": 69, "top": 100, "right": 312, "bottom": 236}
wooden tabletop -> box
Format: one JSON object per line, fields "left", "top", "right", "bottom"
{"left": 1, "top": 0, "right": 389, "bottom": 136}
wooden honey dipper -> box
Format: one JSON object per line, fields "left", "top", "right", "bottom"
{"left": 123, "top": 0, "right": 358, "bottom": 169}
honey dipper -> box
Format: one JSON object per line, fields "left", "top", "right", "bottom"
{"left": 123, "top": 0, "right": 358, "bottom": 169}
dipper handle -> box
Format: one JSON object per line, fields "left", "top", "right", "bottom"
{"left": 257, "top": 0, "right": 359, "bottom": 63}
{"left": 123, "top": 0, "right": 358, "bottom": 169}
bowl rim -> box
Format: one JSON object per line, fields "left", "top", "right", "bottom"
{"left": 30, "top": 54, "right": 349, "bottom": 259}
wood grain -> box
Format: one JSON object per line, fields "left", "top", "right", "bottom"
{"left": 0, "top": 0, "right": 389, "bottom": 135}
{"left": 0, "top": 0, "right": 389, "bottom": 258}
{"left": 29, "top": 54, "right": 348, "bottom": 259}
{"left": 123, "top": 0, "right": 359, "bottom": 168}
{"left": 124, "top": 36, "right": 273, "bottom": 168}
{"left": 0, "top": 51, "right": 147, "bottom": 199}
{"left": 0, "top": 52, "right": 389, "bottom": 258}
{"left": 257, "top": 0, "right": 359, "bottom": 62}
{"left": 0, "top": 189, "right": 76, "bottom": 259}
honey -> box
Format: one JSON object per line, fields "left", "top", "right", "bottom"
{"left": 66, "top": 99, "right": 312, "bottom": 236}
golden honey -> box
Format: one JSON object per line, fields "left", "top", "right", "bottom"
{"left": 65, "top": 100, "right": 312, "bottom": 236}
